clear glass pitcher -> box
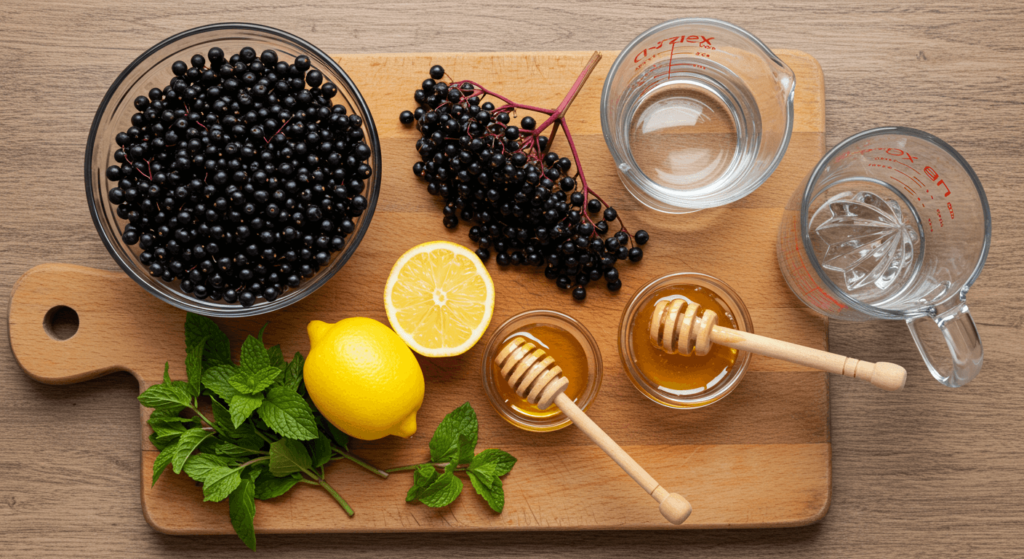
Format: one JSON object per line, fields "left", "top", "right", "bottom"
{"left": 601, "top": 18, "right": 796, "bottom": 213}
{"left": 777, "top": 127, "right": 991, "bottom": 387}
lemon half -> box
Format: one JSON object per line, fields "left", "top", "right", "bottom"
{"left": 384, "top": 241, "right": 495, "bottom": 357}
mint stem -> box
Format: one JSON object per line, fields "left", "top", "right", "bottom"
{"left": 384, "top": 461, "right": 468, "bottom": 473}
{"left": 237, "top": 456, "right": 271, "bottom": 469}
{"left": 317, "top": 479, "right": 354, "bottom": 517}
{"left": 189, "top": 407, "right": 226, "bottom": 437}
{"left": 331, "top": 446, "right": 389, "bottom": 479}
{"left": 252, "top": 427, "right": 275, "bottom": 445}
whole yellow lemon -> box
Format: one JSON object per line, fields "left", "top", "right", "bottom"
{"left": 304, "top": 317, "right": 424, "bottom": 440}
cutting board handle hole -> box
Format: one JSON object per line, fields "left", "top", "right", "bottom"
{"left": 43, "top": 306, "right": 79, "bottom": 341}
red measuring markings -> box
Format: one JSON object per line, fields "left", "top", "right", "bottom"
{"left": 923, "top": 166, "right": 952, "bottom": 197}
{"left": 836, "top": 146, "right": 916, "bottom": 164}
{"left": 780, "top": 216, "right": 846, "bottom": 314}
{"left": 842, "top": 147, "right": 957, "bottom": 223}
{"left": 633, "top": 34, "right": 716, "bottom": 70}
{"left": 634, "top": 64, "right": 710, "bottom": 96}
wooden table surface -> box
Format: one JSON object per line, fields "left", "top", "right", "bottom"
{"left": 1, "top": 0, "right": 1021, "bottom": 557}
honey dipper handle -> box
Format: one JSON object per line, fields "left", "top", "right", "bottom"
{"left": 553, "top": 392, "right": 692, "bottom": 524}
{"left": 709, "top": 327, "right": 907, "bottom": 391}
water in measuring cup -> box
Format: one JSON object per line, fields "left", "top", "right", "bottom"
{"left": 622, "top": 59, "right": 760, "bottom": 193}
{"left": 808, "top": 187, "right": 924, "bottom": 306}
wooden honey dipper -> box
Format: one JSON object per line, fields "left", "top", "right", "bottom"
{"left": 649, "top": 299, "right": 907, "bottom": 391}
{"left": 495, "top": 337, "right": 692, "bottom": 525}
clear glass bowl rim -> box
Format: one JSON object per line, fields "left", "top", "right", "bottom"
{"left": 481, "top": 309, "right": 604, "bottom": 432}
{"left": 796, "top": 126, "right": 992, "bottom": 320}
{"left": 84, "top": 22, "right": 381, "bottom": 317}
{"left": 618, "top": 272, "right": 754, "bottom": 408}
{"left": 599, "top": 17, "right": 796, "bottom": 212}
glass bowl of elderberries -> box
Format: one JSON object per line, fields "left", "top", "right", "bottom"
{"left": 86, "top": 23, "right": 380, "bottom": 317}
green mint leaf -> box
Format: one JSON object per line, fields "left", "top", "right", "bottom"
{"left": 149, "top": 432, "right": 171, "bottom": 451}
{"left": 467, "top": 471, "right": 505, "bottom": 513}
{"left": 229, "top": 393, "right": 265, "bottom": 428}
{"left": 171, "top": 428, "right": 214, "bottom": 474}
{"left": 163, "top": 362, "right": 171, "bottom": 383}
{"left": 236, "top": 433, "right": 266, "bottom": 452}
{"left": 202, "top": 466, "right": 242, "bottom": 502}
{"left": 311, "top": 431, "right": 333, "bottom": 469}
{"left": 185, "top": 336, "right": 206, "bottom": 398}
{"left": 325, "top": 422, "right": 349, "bottom": 450}
{"left": 183, "top": 454, "right": 234, "bottom": 483}
{"left": 469, "top": 449, "right": 518, "bottom": 480}
{"left": 185, "top": 313, "right": 232, "bottom": 367}
{"left": 152, "top": 441, "right": 178, "bottom": 487}
{"left": 457, "top": 433, "right": 475, "bottom": 466}
{"left": 406, "top": 464, "right": 439, "bottom": 502}
{"left": 240, "top": 335, "right": 270, "bottom": 373}
{"left": 429, "top": 402, "right": 478, "bottom": 463}
{"left": 284, "top": 352, "right": 305, "bottom": 390}
{"left": 259, "top": 385, "right": 318, "bottom": 441}
{"left": 268, "top": 345, "right": 285, "bottom": 369}
{"left": 257, "top": 322, "right": 269, "bottom": 343}
{"left": 268, "top": 438, "right": 312, "bottom": 476}
{"left": 202, "top": 364, "right": 242, "bottom": 402}
{"left": 148, "top": 416, "right": 189, "bottom": 441}
{"left": 138, "top": 380, "right": 192, "bottom": 412}
{"left": 254, "top": 473, "right": 302, "bottom": 500}
{"left": 246, "top": 461, "right": 269, "bottom": 484}
{"left": 228, "top": 365, "right": 280, "bottom": 395}
{"left": 149, "top": 408, "right": 191, "bottom": 421}
{"left": 212, "top": 399, "right": 244, "bottom": 439}
{"left": 417, "top": 472, "right": 463, "bottom": 508}
{"left": 229, "top": 476, "right": 257, "bottom": 551}
{"left": 215, "top": 441, "right": 263, "bottom": 458}
{"left": 197, "top": 437, "right": 221, "bottom": 455}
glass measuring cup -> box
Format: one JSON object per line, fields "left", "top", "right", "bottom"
{"left": 601, "top": 18, "right": 796, "bottom": 213}
{"left": 777, "top": 127, "right": 991, "bottom": 387}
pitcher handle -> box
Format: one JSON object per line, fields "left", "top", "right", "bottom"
{"left": 906, "top": 303, "right": 983, "bottom": 388}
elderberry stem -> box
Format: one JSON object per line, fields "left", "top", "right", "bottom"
{"left": 561, "top": 118, "right": 630, "bottom": 236}
{"left": 533, "top": 51, "right": 602, "bottom": 134}
{"left": 445, "top": 81, "right": 555, "bottom": 116}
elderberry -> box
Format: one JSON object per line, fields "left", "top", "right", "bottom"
{"left": 105, "top": 47, "right": 372, "bottom": 307}
{"left": 402, "top": 64, "right": 651, "bottom": 297}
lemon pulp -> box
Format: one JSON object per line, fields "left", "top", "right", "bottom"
{"left": 385, "top": 241, "right": 494, "bottom": 357}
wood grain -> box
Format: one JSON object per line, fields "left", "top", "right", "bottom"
{"left": 7, "top": 46, "right": 829, "bottom": 533}
{"left": 1, "top": 1, "right": 1022, "bottom": 557}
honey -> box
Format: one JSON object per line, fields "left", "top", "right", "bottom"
{"left": 630, "top": 284, "right": 739, "bottom": 394}
{"left": 494, "top": 324, "right": 588, "bottom": 418}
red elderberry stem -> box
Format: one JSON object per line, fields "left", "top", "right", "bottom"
{"left": 533, "top": 51, "right": 602, "bottom": 135}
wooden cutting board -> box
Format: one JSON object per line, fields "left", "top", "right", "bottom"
{"left": 8, "top": 50, "right": 828, "bottom": 532}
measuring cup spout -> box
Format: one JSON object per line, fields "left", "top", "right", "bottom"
{"left": 772, "top": 63, "right": 796, "bottom": 96}
{"left": 906, "top": 299, "right": 984, "bottom": 388}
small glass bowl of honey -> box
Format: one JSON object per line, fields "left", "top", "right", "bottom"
{"left": 482, "top": 310, "right": 603, "bottom": 432}
{"left": 619, "top": 272, "right": 753, "bottom": 409}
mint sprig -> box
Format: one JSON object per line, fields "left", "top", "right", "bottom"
{"left": 140, "top": 315, "right": 517, "bottom": 550}
{"left": 139, "top": 314, "right": 388, "bottom": 550}
{"left": 388, "top": 402, "right": 517, "bottom": 512}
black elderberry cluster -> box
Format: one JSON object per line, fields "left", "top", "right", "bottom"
{"left": 400, "top": 65, "right": 649, "bottom": 300}
{"left": 105, "top": 46, "right": 372, "bottom": 307}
